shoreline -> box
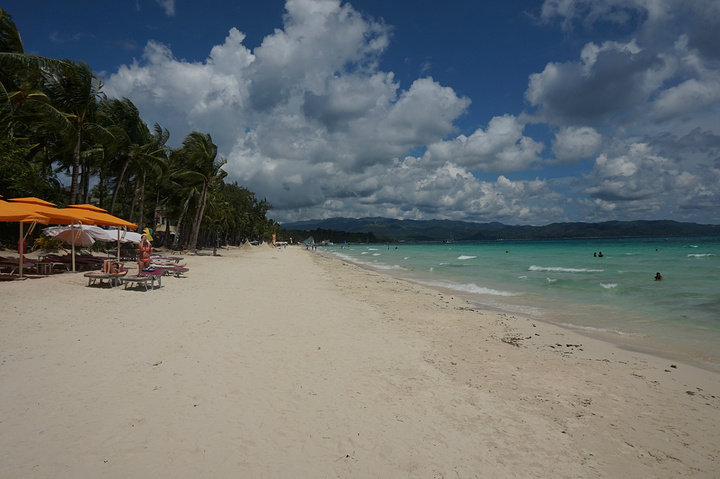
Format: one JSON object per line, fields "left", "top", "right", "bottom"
{"left": 1, "top": 245, "right": 718, "bottom": 477}
{"left": 319, "top": 244, "right": 720, "bottom": 374}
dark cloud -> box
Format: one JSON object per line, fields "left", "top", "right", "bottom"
{"left": 526, "top": 42, "right": 663, "bottom": 124}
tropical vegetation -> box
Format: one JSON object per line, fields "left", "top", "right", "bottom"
{"left": 0, "top": 8, "right": 279, "bottom": 250}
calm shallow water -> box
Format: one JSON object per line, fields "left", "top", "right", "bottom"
{"left": 322, "top": 237, "right": 720, "bottom": 371}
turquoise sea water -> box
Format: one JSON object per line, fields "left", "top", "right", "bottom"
{"left": 322, "top": 236, "right": 720, "bottom": 371}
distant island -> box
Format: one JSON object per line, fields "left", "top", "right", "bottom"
{"left": 281, "top": 217, "right": 720, "bottom": 243}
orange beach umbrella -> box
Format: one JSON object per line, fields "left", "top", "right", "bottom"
{"left": 7, "top": 198, "right": 96, "bottom": 274}
{"left": 7, "top": 197, "right": 93, "bottom": 225}
{"left": 0, "top": 199, "right": 52, "bottom": 280}
{"left": 67, "top": 204, "right": 137, "bottom": 229}
{"left": 0, "top": 199, "right": 50, "bottom": 224}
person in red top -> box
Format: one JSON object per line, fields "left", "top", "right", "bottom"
{"left": 137, "top": 236, "right": 152, "bottom": 271}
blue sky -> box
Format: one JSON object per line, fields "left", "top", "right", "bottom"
{"left": 6, "top": 0, "right": 720, "bottom": 224}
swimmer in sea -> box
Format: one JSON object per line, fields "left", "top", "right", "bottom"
{"left": 655, "top": 272, "right": 663, "bottom": 281}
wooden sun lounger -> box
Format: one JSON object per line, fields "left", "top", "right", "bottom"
{"left": 0, "top": 258, "right": 37, "bottom": 275}
{"left": 121, "top": 275, "right": 157, "bottom": 291}
{"left": 122, "top": 267, "right": 164, "bottom": 291}
{"left": 84, "top": 271, "right": 127, "bottom": 287}
{"left": 138, "top": 268, "right": 164, "bottom": 287}
{"left": 164, "top": 266, "right": 189, "bottom": 277}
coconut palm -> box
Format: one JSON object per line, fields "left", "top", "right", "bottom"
{"left": 98, "top": 97, "right": 170, "bottom": 218}
{"left": 172, "top": 132, "right": 227, "bottom": 251}
{"left": 42, "top": 60, "right": 104, "bottom": 204}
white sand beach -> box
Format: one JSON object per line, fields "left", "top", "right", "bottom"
{"left": 1, "top": 245, "right": 719, "bottom": 478}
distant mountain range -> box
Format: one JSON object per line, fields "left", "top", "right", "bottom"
{"left": 281, "top": 217, "right": 720, "bottom": 242}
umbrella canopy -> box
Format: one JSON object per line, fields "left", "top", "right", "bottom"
{"left": 43, "top": 225, "right": 124, "bottom": 245}
{"left": 43, "top": 225, "right": 99, "bottom": 247}
{"left": 0, "top": 200, "right": 50, "bottom": 224}
{"left": 66, "top": 204, "right": 137, "bottom": 229}
{"left": 7, "top": 197, "right": 92, "bottom": 225}
{"left": 106, "top": 229, "right": 143, "bottom": 244}
{"left": 43, "top": 225, "right": 143, "bottom": 244}
{"left": 0, "top": 199, "right": 52, "bottom": 280}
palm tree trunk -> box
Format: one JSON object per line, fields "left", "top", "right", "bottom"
{"left": 188, "top": 182, "right": 208, "bottom": 251}
{"left": 109, "top": 155, "right": 131, "bottom": 215}
{"left": 173, "top": 190, "right": 193, "bottom": 250}
{"left": 129, "top": 180, "right": 138, "bottom": 224}
{"left": 69, "top": 124, "right": 82, "bottom": 204}
{"left": 82, "top": 159, "right": 90, "bottom": 203}
{"left": 137, "top": 171, "right": 146, "bottom": 232}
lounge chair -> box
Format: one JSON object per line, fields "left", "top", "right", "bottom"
{"left": 121, "top": 274, "right": 158, "bottom": 291}
{"left": 138, "top": 267, "right": 165, "bottom": 287}
{"left": 84, "top": 269, "right": 128, "bottom": 287}
{"left": 0, "top": 257, "right": 38, "bottom": 275}
{"left": 161, "top": 265, "right": 189, "bottom": 277}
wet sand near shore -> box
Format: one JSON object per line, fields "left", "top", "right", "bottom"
{"left": 1, "top": 245, "right": 718, "bottom": 478}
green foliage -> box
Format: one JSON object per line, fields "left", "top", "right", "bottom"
{"left": 0, "top": 139, "right": 63, "bottom": 200}
{"left": 32, "top": 234, "right": 62, "bottom": 250}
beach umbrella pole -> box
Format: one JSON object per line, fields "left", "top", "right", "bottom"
{"left": 71, "top": 222, "right": 76, "bottom": 272}
{"left": 18, "top": 222, "right": 23, "bottom": 279}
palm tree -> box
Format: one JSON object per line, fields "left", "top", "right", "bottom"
{"left": 99, "top": 97, "right": 170, "bottom": 218}
{"left": 43, "top": 60, "right": 104, "bottom": 204}
{"left": 172, "top": 132, "right": 227, "bottom": 251}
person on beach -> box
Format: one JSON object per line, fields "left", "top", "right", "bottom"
{"left": 655, "top": 272, "right": 663, "bottom": 281}
{"left": 138, "top": 236, "right": 152, "bottom": 271}
{"left": 102, "top": 260, "right": 124, "bottom": 274}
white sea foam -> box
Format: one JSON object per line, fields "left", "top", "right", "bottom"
{"left": 601, "top": 283, "right": 618, "bottom": 289}
{"left": 373, "top": 264, "right": 402, "bottom": 270}
{"left": 372, "top": 253, "right": 381, "bottom": 256}
{"left": 546, "top": 278, "right": 557, "bottom": 283}
{"left": 688, "top": 253, "right": 713, "bottom": 258}
{"left": 417, "top": 279, "right": 516, "bottom": 296}
{"left": 529, "top": 265, "right": 604, "bottom": 273}
{"left": 457, "top": 255, "right": 477, "bottom": 260}
{"left": 559, "top": 323, "right": 638, "bottom": 337}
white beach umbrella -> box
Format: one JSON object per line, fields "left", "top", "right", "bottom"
{"left": 43, "top": 225, "right": 101, "bottom": 246}
{"left": 105, "top": 229, "right": 142, "bottom": 244}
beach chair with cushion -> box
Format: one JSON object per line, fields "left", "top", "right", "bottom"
{"left": 138, "top": 267, "right": 165, "bottom": 287}
{"left": 121, "top": 274, "right": 155, "bottom": 291}
{"left": 84, "top": 269, "right": 128, "bottom": 287}
{"left": 160, "top": 265, "right": 189, "bottom": 277}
